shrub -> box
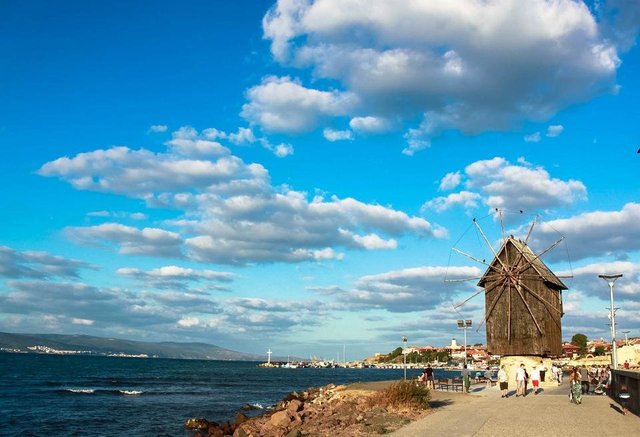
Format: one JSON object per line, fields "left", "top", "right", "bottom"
{"left": 373, "top": 380, "right": 431, "bottom": 410}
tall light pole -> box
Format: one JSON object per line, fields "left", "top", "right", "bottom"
{"left": 402, "top": 336, "right": 408, "bottom": 380}
{"left": 457, "top": 320, "right": 472, "bottom": 366}
{"left": 599, "top": 274, "right": 623, "bottom": 369}
{"left": 622, "top": 331, "right": 630, "bottom": 346}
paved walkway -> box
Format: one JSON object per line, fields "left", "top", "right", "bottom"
{"left": 390, "top": 383, "right": 640, "bottom": 436}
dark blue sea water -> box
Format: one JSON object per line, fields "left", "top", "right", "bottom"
{"left": 0, "top": 353, "right": 460, "bottom": 436}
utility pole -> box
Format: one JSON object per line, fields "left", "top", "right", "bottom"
{"left": 457, "top": 320, "right": 472, "bottom": 366}
{"left": 402, "top": 336, "right": 408, "bottom": 380}
{"left": 599, "top": 274, "right": 623, "bottom": 369}
{"left": 622, "top": 331, "right": 630, "bottom": 346}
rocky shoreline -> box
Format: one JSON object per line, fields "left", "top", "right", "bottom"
{"left": 185, "top": 380, "right": 432, "bottom": 437}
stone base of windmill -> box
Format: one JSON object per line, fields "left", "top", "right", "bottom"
{"left": 499, "top": 355, "right": 559, "bottom": 390}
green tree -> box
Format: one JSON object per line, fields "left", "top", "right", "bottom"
{"left": 594, "top": 346, "right": 606, "bottom": 356}
{"left": 571, "top": 333, "right": 588, "bottom": 355}
{"left": 385, "top": 347, "right": 403, "bottom": 362}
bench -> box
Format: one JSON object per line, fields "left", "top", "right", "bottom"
{"left": 476, "top": 376, "right": 497, "bottom": 386}
{"left": 436, "top": 378, "right": 464, "bottom": 392}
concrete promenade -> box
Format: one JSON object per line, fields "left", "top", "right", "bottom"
{"left": 390, "top": 382, "right": 640, "bottom": 436}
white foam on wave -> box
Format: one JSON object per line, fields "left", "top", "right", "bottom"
{"left": 119, "top": 390, "right": 143, "bottom": 396}
{"left": 66, "top": 388, "right": 95, "bottom": 394}
{"left": 251, "top": 403, "right": 264, "bottom": 409}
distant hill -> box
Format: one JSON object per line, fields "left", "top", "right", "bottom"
{"left": 0, "top": 332, "right": 267, "bottom": 361}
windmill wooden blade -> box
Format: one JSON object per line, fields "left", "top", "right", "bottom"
{"left": 507, "top": 282, "right": 512, "bottom": 344}
{"left": 513, "top": 282, "right": 543, "bottom": 335}
{"left": 453, "top": 287, "right": 485, "bottom": 309}
{"left": 518, "top": 281, "right": 563, "bottom": 330}
{"left": 498, "top": 209, "right": 506, "bottom": 245}
{"left": 445, "top": 277, "right": 483, "bottom": 283}
{"left": 514, "top": 237, "right": 564, "bottom": 277}
{"left": 473, "top": 219, "right": 509, "bottom": 272}
{"left": 524, "top": 218, "right": 536, "bottom": 245}
{"left": 476, "top": 280, "right": 507, "bottom": 332}
{"left": 518, "top": 281, "right": 563, "bottom": 315}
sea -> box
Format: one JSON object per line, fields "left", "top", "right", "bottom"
{"left": 0, "top": 353, "right": 462, "bottom": 436}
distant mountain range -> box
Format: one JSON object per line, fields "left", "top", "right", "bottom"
{"left": 0, "top": 332, "right": 269, "bottom": 361}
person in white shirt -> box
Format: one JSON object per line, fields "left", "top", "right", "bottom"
{"left": 498, "top": 365, "right": 509, "bottom": 398}
{"left": 516, "top": 363, "right": 527, "bottom": 397}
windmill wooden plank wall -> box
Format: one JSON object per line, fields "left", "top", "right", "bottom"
{"left": 478, "top": 236, "right": 566, "bottom": 356}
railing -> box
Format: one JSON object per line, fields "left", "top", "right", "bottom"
{"left": 610, "top": 370, "right": 639, "bottom": 416}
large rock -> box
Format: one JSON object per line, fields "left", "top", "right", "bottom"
{"left": 233, "top": 428, "right": 249, "bottom": 437}
{"left": 235, "top": 413, "right": 249, "bottom": 426}
{"left": 287, "top": 399, "right": 303, "bottom": 414}
{"left": 270, "top": 410, "right": 292, "bottom": 428}
{"left": 184, "top": 418, "right": 209, "bottom": 430}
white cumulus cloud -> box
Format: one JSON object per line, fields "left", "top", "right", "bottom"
{"left": 423, "top": 157, "right": 587, "bottom": 218}
{"left": 241, "top": 76, "right": 357, "bottom": 133}
{"left": 258, "top": 0, "right": 629, "bottom": 152}
{"left": 40, "top": 130, "right": 443, "bottom": 264}
{"left": 546, "top": 125, "right": 565, "bottom": 137}
{"left": 323, "top": 128, "right": 353, "bottom": 142}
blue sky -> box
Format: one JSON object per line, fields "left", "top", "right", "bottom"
{"left": 1, "top": 0, "right": 639, "bottom": 360}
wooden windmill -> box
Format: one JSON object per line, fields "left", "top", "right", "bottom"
{"left": 450, "top": 216, "right": 570, "bottom": 357}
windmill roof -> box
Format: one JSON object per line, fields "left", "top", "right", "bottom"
{"left": 477, "top": 236, "right": 567, "bottom": 290}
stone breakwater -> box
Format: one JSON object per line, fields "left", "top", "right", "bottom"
{"left": 184, "top": 382, "right": 429, "bottom": 437}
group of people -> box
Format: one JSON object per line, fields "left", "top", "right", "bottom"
{"left": 495, "top": 361, "right": 548, "bottom": 398}
{"left": 568, "top": 365, "right": 611, "bottom": 405}
{"left": 419, "top": 361, "right": 632, "bottom": 415}
{"left": 418, "top": 364, "right": 435, "bottom": 389}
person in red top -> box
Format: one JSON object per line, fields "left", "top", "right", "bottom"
{"left": 623, "top": 360, "right": 630, "bottom": 369}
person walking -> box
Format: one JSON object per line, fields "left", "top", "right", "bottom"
{"left": 570, "top": 367, "right": 582, "bottom": 404}
{"left": 425, "top": 364, "right": 435, "bottom": 389}
{"left": 498, "top": 365, "right": 508, "bottom": 398}
{"left": 461, "top": 364, "right": 471, "bottom": 394}
{"left": 539, "top": 361, "right": 547, "bottom": 382}
{"left": 484, "top": 366, "right": 492, "bottom": 389}
{"left": 515, "top": 363, "right": 526, "bottom": 397}
{"left": 531, "top": 365, "right": 541, "bottom": 395}
{"left": 557, "top": 364, "right": 563, "bottom": 385}
{"left": 580, "top": 365, "right": 590, "bottom": 395}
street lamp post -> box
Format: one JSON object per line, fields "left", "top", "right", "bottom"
{"left": 599, "top": 274, "right": 623, "bottom": 369}
{"left": 457, "top": 320, "right": 472, "bottom": 366}
{"left": 402, "top": 336, "right": 408, "bottom": 380}
{"left": 622, "top": 331, "right": 630, "bottom": 346}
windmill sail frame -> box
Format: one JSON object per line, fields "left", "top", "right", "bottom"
{"left": 478, "top": 236, "right": 567, "bottom": 356}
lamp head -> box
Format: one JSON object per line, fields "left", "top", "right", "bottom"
{"left": 599, "top": 273, "right": 623, "bottom": 280}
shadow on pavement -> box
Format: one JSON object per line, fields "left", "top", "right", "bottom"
{"left": 609, "top": 403, "right": 625, "bottom": 415}
{"left": 429, "top": 399, "right": 455, "bottom": 409}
